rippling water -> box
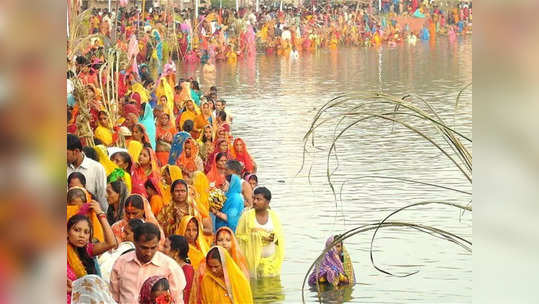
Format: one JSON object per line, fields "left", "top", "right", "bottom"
{"left": 178, "top": 37, "right": 472, "bottom": 303}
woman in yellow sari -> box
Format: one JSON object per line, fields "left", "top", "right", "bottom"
{"left": 95, "top": 145, "right": 132, "bottom": 192}
{"left": 94, "top": 111, "right": 114, "bottom": 146}
{"left": 179, "top": 99, "right": 201, "bottom": 133}
{"left": 176, "top": 216, "right": 209, "bottom": 270}
{"left": 66, "top": 187, "right": 104, "bottom": 242}
{"left": 160, "top": 164, "right": 183, "bottom": 205}
{"left": 198, "top": 246, "right": 253, "bottom": 304}
{"left": 156, "top": 77, "right": 175, "bottom": 117}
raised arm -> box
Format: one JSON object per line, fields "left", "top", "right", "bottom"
{"left": 89, "top": 200, "right": 118, "bottom": 256}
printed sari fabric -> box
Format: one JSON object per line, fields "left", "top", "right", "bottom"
{"left": 71, "top": 275, "right": 116, "bottom": 304}
{"left": 157, "top": 181, "right": 196, "bottom": 238}
{"left": 198, "top": 246, "right": 253, "bottom": 304}
{"left": 307, "top": 235, "right": 356, "bottom": 287}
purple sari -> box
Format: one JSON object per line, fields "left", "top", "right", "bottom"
{"left": 308, "top": 236, "right": 348, "bottom": 287}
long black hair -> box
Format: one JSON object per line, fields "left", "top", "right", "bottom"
{"left": 67, "top": 214, "right": 97, "bottom": 275}
{"left": 169, "top": 235, "right": 190, "bottom": 263}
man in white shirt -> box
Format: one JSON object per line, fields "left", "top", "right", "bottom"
{"left": 67, "top": 134, "right": 108, "bottom": 211}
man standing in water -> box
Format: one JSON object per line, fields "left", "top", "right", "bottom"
{"left": 236, "top": 187, "right": 284, "bottom": 279}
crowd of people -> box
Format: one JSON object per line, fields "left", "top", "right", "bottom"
{"left": 73, "top": 0, "right": 471, "bottom": 71}
{"left": 67, "top": 28, "right": 289, "bottom": 300}
{"left": 66, "top": 0, "right": 472, "bottom": 302}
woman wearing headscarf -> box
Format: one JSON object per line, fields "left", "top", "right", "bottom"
{"left": 130, "top": 123, "right": 152, "bottom": 149}
{"left": 157, "top": 179, "right": 198, "bottom": 237}
{"left": 168, "top": 130, "right": 192, "bottom": 165}
{"left": 156, "top": 77, "right": 175, "bottom": 118}
{"left": 193, "top": 101, "right": 214, "bottom": 137}
{"left": 160, "top": 164, "right": 183, "bottom": 205}
{"left": 67, "top": 212, "right": 117, "bottom": 304}
{"left": 206, "top": 152, "right": 227, "bottom": 190}
{"left": 178, "top": 100, "right": 200, "bottom": 136}
{"left": 198, "top": 246, "right": 253, "bottom": 304}
{"left": 94, "top": 111, "right": 114, "bottom": 146}
{"left": 94, "top": 145, "right": 133, "bottom": 193}
{"left": 205, "top": 138, "right": 232, "bottom": 174}
{"left": 139, "top": 276, "right": 175, "bottom": 304}
{"left": 131, "top": 146, "right": 162, "bottom": 198}
{"left": 155, "top": 112, "right": 177, "bottom": 166}
{"left": 197, "top": 125, "right": 214, "bottom": 163}
{"left": 139, "top": 101, "right": 157, "bottom": 150}
{"left": 230, "top": 138, "right": 257, "bottom": 175}
{"left": 66, "top": 187, "right": 105, "bottom": 243}
{"left": 308, "top": 235, "right": 356, "bottom": 287}
{"left": 110, "top": 194, "right": 165, "bottom": 247}
{"left": 177, "top": 138, "right": 204, "bottom": 179}
{"left": 211, "top": 174, "right": 244, "bottom": 233}
{"left": 176, "top": 216, "right": 210, "bottom": 270}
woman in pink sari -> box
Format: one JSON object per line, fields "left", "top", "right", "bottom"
{"left": 245, "top": 25, "right": 257, "bottom": 57}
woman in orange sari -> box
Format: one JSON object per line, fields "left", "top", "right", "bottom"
{"left": 177, "top": 138, "right": 204, "bottom": 179}
{"left": 193, "top": 100, "right": 214, "bottom": 136}
{"left": 230, "top": 138, "right": 257, "bottom": 175}
{"left": 155, "top": 112, "right": 177, "bottom": 166}
{"left": 214, "top": 227, "right": 249, "bottom": 279}
{"left": 176, "top": 216, "right": 209, "bottom": 270}
{"left": 160, "top": 164, "right": 183, "bottom": 205}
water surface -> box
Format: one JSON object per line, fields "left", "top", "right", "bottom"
{"left": 179, "top": 37, "right": 472, "bottom": 303}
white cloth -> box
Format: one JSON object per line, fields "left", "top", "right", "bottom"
{"left": 281, "top": 29, "right": 291, "bottom": 41}
{"left": 98, "top": 242, "right": 136, "bottom": 283}
{"left": 71, "top": 275, "right": 117, "bottom": 304}
{"left": 67, "top": 154, "right": 108, "bottom": 211}
{"left": 107, "top": 147, "right": 128, "bottom": 157}
{"left": 256, "top": 216, "right": 276, "bottom": 258}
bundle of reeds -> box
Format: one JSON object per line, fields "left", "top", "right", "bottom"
{"left": 97, "top": 47, "right": 129, "bottom": 148}
{"left": 72, "top": 78, "right": 95, "bottom": 147}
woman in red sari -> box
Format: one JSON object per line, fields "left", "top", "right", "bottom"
{"left": 204, "top": 138, "right": 232, "bottom": 173}
{"left": 130, "top": 146, "right": 162, "bottom": 198}
{"left": 206, "top": 152, "right": 228, "bottom": 190}
{"left": 230, "top": 138, "right": 257, "bottom": 175}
